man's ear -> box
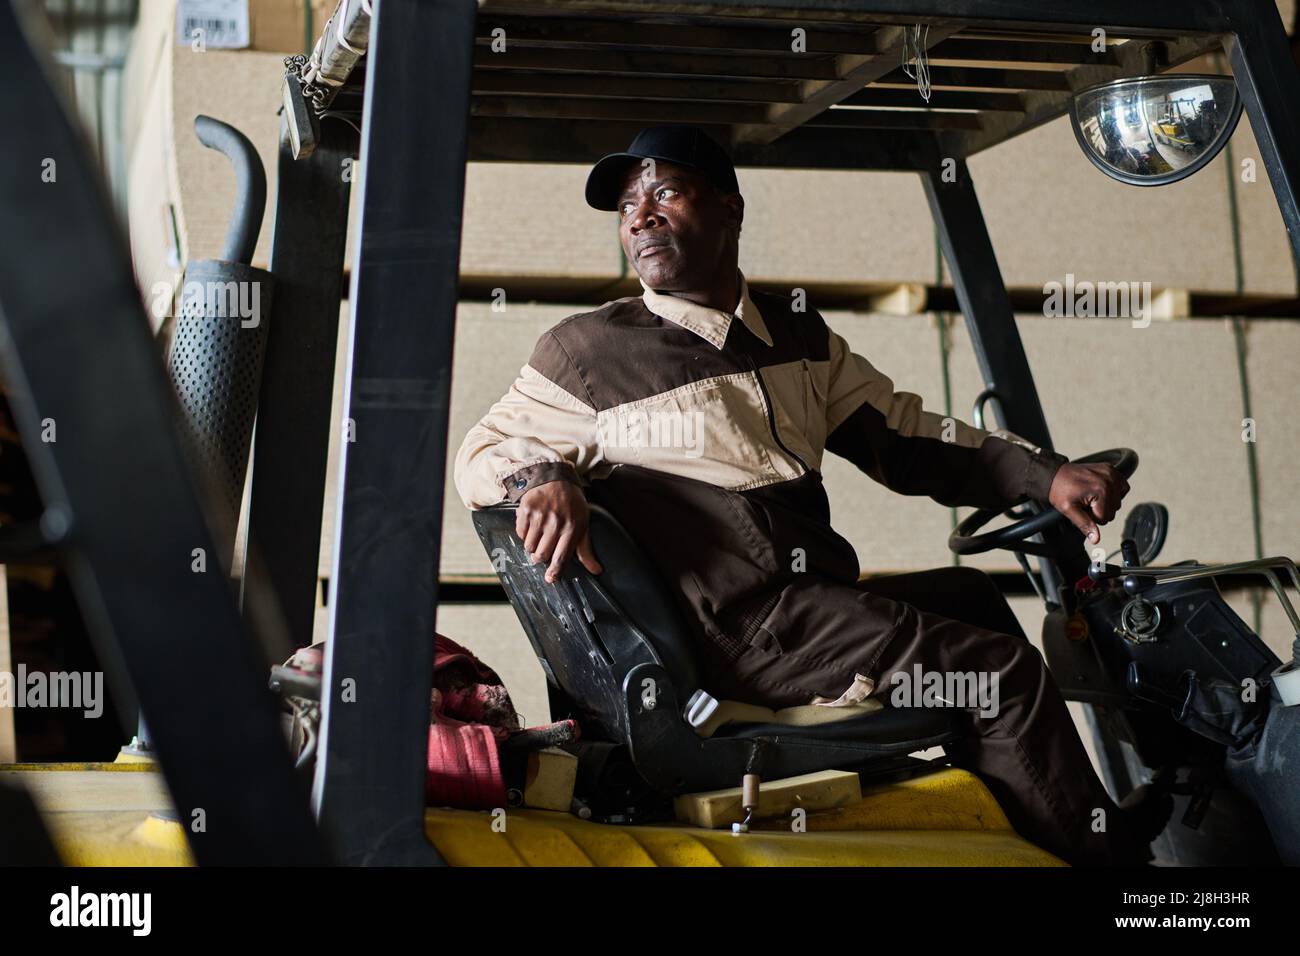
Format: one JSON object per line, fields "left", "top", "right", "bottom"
{"left": 724, "top": 192, "right": 744, "bottom": 237}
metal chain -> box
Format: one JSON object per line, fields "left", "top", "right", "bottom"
{"left": 284, "top": 53, "right": 331, "bottom": 114}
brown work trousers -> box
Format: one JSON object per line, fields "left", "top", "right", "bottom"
{"left": 703, "top": 566, "right": 1138, "bottom": 866}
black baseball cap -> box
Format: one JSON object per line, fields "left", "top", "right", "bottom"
{"left": 584, "top": 125, "right": 740, "bottom": 211}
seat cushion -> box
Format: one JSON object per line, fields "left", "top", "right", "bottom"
{"left": 694, "top": 698, "right": 883, "bottom": 738}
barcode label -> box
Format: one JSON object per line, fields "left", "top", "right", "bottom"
{"left": 175, "top": 0, "right": 250, "bottom": 49}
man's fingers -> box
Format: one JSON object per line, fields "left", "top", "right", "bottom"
{"left": 522, "top": 514, "right": 545, "bottom": 558}
{"left": 575, "top": 531, "right": 603, "bottom": 576}
{"left": 1063, "top": 501, "right": 1100, "bottom": 543}
{"left": 518, "top": 511, "right": 539, "bottom": 553}
{"left": 1048, "top": 462, "right": 1128, "bottom": 544}
{"left": 512, "top": 484, "right": 594, "bottom": 582}
{"left": 532, "top": 519, "right": 561, "bottom": 565}
{"left": 1097, "top": 480, "right": 1126, "bottom": 523}
{"left": 545, "top": 528, "right": 575, "bottom": 582}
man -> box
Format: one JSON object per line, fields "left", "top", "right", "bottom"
{"left": 454, "top": 125, "right": 1166, "bottom": 865}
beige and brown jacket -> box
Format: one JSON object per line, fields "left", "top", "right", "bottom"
{"left": 454, "top": 270, "right": 1067, "bottom": 699}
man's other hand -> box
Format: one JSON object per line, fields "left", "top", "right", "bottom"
{"left": 1047, "top": 462, "right": 1130, "bottom": 546}
{"left": 516, "top": 480, "right": 603, "bottom": 584}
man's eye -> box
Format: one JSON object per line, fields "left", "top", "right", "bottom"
{"left": 657, "top": 188, "right": 677, "bottom": 200}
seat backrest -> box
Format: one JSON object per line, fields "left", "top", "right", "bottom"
{"left": 471, "top": 503, "right": 701, "bottom": 741}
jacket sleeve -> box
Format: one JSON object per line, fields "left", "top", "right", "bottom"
{"left": 821, "top": 327, "right": 1068, "bottom": 509}
{"left": 453, "top": 330, "right": 603, "bottom": 509}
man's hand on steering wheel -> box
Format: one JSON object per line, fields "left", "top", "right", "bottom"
{"left": 950, "top": 448, "right": 1137, "bottom": 556}
{"left": 1046, "top": 462, "right": 1131, "bottom": 546}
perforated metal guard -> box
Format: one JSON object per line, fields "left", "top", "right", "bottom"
{"left": 167, "top": 259, "right": 273, "bottom": 553}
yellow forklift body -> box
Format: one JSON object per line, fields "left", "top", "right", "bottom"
{"left": 2, "top": 763, "right": 1062, "bottom": 867}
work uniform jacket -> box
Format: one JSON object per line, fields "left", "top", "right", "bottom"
{"left": 454, "top": 270, "right": 1068, "bottom": 707}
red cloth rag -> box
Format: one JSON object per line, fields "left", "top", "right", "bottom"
{"left": 425, "top": 634, "right": 514, "bottom": 809}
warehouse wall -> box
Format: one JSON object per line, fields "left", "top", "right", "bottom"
{"left": 434, "top": 309, "right": 1300, "bottom": 729}
{"left": 433, "top": 304, "right": 1298, "bottom": 576}
{"left": 116, "top": 4, "right": 1300, "bottom": 731}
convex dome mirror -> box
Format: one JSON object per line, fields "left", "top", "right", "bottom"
{"left": 1070, "top": 74, "right": 1243, "bottom": 186}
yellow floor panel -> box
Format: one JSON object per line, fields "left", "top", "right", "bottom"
{"left": 3, "top": 763, "right": 1062, "bottom": 866}
{"left": 36, "top": 811, "right": 193, "bottom": 867}
{"left": 1, "top": 763, "right": 173, "bottom": 812}
{"left": 426, "top": 810, "right": 1060, "bottom": 866}
{"left": 425, "top": 768, "right": 1064, "bottom": 867}
{"left": 750, "top": 766, "right": 1016, "bottom": 833}
{"left": 1, "top": 763, "right": 191, "bottom": 866}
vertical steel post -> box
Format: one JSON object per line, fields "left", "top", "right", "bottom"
{"left": 242, "top": 119, "right": 355, "bottom": 650}
{"left": 313, "top": 0, "right": 477, "bottom": 865}
{"left": 1224, "top": 2, "right": 1300, "bottom": 278}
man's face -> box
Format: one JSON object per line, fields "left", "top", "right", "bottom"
{"left": 615, "top": 159, "right": 743, "bottom": 291}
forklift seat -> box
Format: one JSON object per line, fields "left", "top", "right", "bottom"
{"left": 472, "top": 503, "right": 960, "bottom": 795}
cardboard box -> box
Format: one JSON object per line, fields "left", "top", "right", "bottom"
{"left": 249, "top": 0, "right": 331, "bottom": 54}
{"left": 172, "top": 0, "right": 332, "bottom": 55}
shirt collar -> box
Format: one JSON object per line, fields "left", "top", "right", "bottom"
{"left": 639, "top": 269, "right": 774, "bottom": 350}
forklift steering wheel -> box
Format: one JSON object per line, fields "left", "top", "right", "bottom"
{"left": 947, "top": 448, "right": 1138, "bottom": 556}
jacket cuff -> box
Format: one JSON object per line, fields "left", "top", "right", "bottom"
{"left": 1023, "top": 448, "right": 1070, "bottom": 504}
{"left": 502, "top": 461, "right": 577, "bottom": 503}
